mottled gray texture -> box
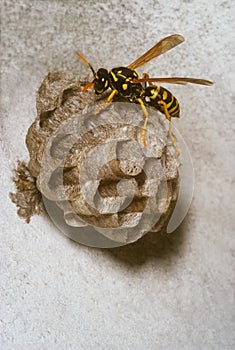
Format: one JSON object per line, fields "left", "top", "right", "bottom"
{"left": 1, "top": 1, "right": 234, "bottom": 349}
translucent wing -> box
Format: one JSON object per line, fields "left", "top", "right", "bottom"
{"left": 127, "top": 34, "right": 185, "bottom": 70}
{"left": 132, "top": 77, "right": 214, "bottom": 86}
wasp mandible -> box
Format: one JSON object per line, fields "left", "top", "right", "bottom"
{"left": 77, "top": 34, "right": 213, "bottom": 152}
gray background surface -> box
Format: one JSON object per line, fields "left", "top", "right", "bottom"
{"left": 1, "top": 1, "right": 234, "bottom": 349}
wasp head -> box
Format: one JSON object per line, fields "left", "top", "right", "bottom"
{"left": 94, "top": 68, "right": 110, "bottom": 94}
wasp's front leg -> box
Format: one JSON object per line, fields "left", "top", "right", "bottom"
{"left": 94, "top": 89, "right": 118, "bottom": 115}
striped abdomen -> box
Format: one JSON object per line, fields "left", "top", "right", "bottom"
{"left": 142, "top": 85, "right": 180, "bottom": 118}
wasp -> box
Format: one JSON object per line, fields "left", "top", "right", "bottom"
{"left": 77, "top": 34, "right": 213, "bottom": 152}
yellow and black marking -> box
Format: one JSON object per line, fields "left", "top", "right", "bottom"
{"left": 142, "top": 86, "right": 180, "bottom": 119}
{"left": 140, "top": 86, "right": 180, "bottom": 152}
{"left": 109, "top": 67, "right": 139, "bottom": 96}
{"left": 76, "top": 34, "right": 213, "bottom": 152}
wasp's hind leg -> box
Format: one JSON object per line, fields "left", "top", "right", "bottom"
{"left": 157, "top": 100, "right": 180, "bottom": 155}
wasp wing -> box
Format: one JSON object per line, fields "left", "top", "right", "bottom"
{"left": 132, "top": 77, "right": 214, "bottom": 86}
{"left": 127, "top": 34, "right": 185, "bottom": 70}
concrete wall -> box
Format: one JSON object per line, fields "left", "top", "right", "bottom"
{"left": 1, "top": 1, "right": 234, "bottom": 349}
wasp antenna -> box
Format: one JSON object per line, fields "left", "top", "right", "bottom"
{"left": 76, "top": 52, "right": 96, "bottom": 76}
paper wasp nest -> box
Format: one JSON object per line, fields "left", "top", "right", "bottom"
{"left": 11, "top": 72, "right": 180, "bottom": 245}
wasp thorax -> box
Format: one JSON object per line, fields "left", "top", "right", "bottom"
{"left": 94, "top": 68, "right": 110, "bottom": 94}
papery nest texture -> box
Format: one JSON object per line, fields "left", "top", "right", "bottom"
{"left": 10, "top": 72, "right": 180, "bottom": 244}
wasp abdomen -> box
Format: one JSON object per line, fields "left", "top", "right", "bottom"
{"left": 143, "top": 86, "right": 180, "bottom": 118}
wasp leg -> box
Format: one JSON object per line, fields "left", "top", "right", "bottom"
{"left": 157, "top": 100, "right": 180, "bottom": 155}
{"left": 82, "top": 81, "right": 94, "bottom": 92}
{"left": 94, "top": 89, "right": 118, "bottom": 115}
{"left": 136, "top": 98, "right": 149, "bottom": 148}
